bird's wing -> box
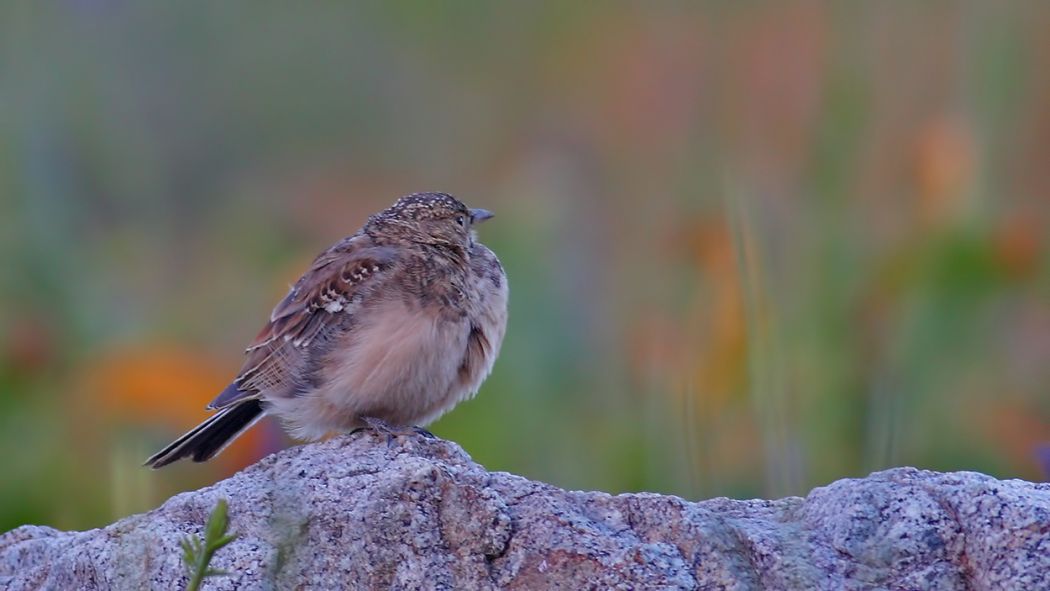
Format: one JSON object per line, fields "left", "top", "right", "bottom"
{"left": 208, "top": 237, "right": 398, "bottom": 409}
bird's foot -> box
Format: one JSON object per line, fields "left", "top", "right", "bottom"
{"left": 360, "top": 417, "right": 435, "bottom": 447}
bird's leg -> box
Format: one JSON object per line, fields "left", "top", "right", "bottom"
{"left": 360, "top": 416, "right": 434, "bottom": 446}
{"left": 361, "top": 416, "right": 398, "bottom": 447}
{"left": 361, "top": 416, "right": 396, "bottom": 434}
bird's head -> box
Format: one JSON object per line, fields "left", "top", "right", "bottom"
{"left": 368, "top": 192, "right": 493, "bottom": 251}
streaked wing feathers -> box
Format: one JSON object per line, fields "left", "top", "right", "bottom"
{"left": 207, "top": 240, "right": 398, "bottom": 410}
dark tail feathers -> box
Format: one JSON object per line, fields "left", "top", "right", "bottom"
{"left": 144, "top": 400, "right": 264, "bottom": 469}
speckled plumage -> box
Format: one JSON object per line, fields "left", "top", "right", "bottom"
{"left": 146, "top": 192, "right": 508, "bottom": 468}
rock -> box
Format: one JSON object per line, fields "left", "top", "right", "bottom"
{"left": 2, "top": 432, "right": 1048, "bottom": 590}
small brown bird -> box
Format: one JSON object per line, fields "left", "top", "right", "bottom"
{"left": 146, "top": 192, "right": 508, "bottom": 468}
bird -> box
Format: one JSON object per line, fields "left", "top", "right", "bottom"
{"left": 145, "top": 192, "right": 508, "bottom": 468}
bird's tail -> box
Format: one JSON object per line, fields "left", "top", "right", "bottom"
{"left": 144, "top": 400, "right": 265, "bottom": 469}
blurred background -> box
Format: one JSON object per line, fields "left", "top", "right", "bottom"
{"left": 1, "top": 3, "right": 1048, "bottom": 533}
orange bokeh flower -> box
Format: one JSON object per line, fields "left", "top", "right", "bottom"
{"left": 75, "top": 345, "right": 269, "bottom": 470}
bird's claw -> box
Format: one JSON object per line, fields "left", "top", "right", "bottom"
{"left": 411, "top": 426, "right": 436, "bottom": 439}
{"left": 360, "top": 417, "right": 436, "bottom": 446}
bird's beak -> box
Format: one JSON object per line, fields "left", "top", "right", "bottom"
{"left": 470, "top": 208, "right": 494, "bottom": 224}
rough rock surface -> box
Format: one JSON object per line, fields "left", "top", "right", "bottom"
{"left": 2, "top": 432, "right": 1048, "bottom": 590}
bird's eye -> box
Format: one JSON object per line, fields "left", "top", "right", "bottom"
{"left": 455, "top": 215, "right": 466, "bottom": 227}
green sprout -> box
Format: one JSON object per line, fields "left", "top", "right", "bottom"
{"left": 180, "top": 498, "right": 237, "bottom": 591}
